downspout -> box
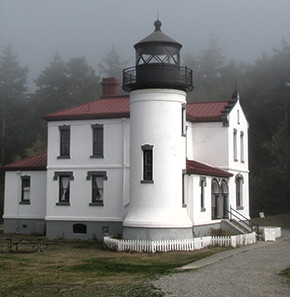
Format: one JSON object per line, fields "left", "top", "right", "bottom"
{"left": 16, "top": 170, "right": 21, "bottom": 233}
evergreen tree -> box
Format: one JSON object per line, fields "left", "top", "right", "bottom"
{"left": 242, "top": 40, "right": 290, "bottom": 216}
{"left": 0, "top": 46, "right": 29, "bottom": 165}
{"left": 34, "top": 54, "right": 100, "bottom": 116}
{"left": 98, "top": 46, "right": 127, "bottom": 86}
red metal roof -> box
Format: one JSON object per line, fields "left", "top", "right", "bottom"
{"left": 186, "top": 101, "right": 229, "bottom": 122}
{"left": 42, "top": 93, "right": 229, "bottom": 123}
{"left": 1, "top": 152, "right": 47, "bottom": 171}
{"left": 186, "top": 160, "right": 233, "bottom": 177}
{"left": 42, "top": 96, "right": 130, "bottom": 121}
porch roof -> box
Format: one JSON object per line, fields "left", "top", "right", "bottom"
{"left": 186, "top": 160, "right": 233, "bottom": 178}
{"left": 1, "top": 152, "right": 47, "bottom": 171}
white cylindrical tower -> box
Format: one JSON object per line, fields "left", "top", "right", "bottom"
{"left": 122, "top": 20, "right": 194, "bottom": 240}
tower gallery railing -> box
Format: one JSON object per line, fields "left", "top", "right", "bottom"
{"left": 123, "top": 64, "right": 193, "bottom": 92}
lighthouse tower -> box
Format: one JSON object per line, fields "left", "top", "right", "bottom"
{"left": 123, "top": 20, "right": 193, "bottom": 240}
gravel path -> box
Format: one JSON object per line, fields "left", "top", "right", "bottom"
{"left": 152, "top": 230, "right": 290, "bottom": 297}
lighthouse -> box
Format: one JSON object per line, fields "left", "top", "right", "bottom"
{"left": 123, "top": 20, "right": 193, "bottom": 240}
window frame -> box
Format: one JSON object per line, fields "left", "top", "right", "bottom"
{"left": 20, "top": 176, "right": 31, "bottom": 204}
{"left": 54, "top": 171, "right": 74, "bottom": 205}
{"left": 91, "top": 124, "right": 104, "bottom": 158}
{"left": 200, "top": 176, "right": 207, "bottom": 211}
{"left": 141, "top": 144, "right": 153, "bottom": 183}
{"left": 58, "top": 125, "right": 70, "bottom": 159}
{"left": 240, "top": 131, "right": 245, "bottom": 163}
{"left": 181, "top": 103, "right": 186, "bottom": 137}
{"left": 233, "top": 128, "right": 238, "bottom": 162}
{"left": 86, "top": 171, "right": 108, "bottom": 206}
{"left": 235, "top": 174, "right": 244, "bottom": 209}
{"left": 182, "top": 171, "right": 186, "bottom": 207}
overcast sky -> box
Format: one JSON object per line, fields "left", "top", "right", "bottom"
{"left": 1, "top": 0, "right": 289, "bottom": 89}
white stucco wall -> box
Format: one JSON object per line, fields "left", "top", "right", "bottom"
{"left": 185, "top": 174, "right": 212, "bottom": 225}
{"left": 124, "top": 89, "right": 192, "bottom": 228}
{"left": 3, "top": 170, "right": 47, "bottom": 220}
{"left": 186, "top": 100, "right": 250, "bottom": 221}
{"left": 46, "top": 118, "right": 130, "bottom": 223}
{"left": 187, "top": 121, "right": 228, "bottom": 167}
{"left": 227, "top": 101, "right": 250, "bottom": 218}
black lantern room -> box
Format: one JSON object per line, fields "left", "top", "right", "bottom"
{"left": 123, "top": 20, "right": 193, "bottom": 92}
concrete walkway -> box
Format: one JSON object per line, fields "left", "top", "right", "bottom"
{"left": 152, "top": 230, "right": 290, "bottom": 297}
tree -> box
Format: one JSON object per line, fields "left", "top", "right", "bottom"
{"left": 242, "top": 40, "right": 290, "bottom": 216}
{"left": 34, "top": 53, "right": 69, "bottom": 115}
{"left": 25, "top": 135, "right": 47, "bottom": 157}
{"left": 32, "top": 54, "right": 101, "bottom": 140}
{"left": 186, "top": 37, "right": 237, "bottom": 102}
{"left": 98, "top": 47, "right": 127, "bottom": 85}
{"left": 34, "top": 54, "right": 101, "bottom": 115}
{"left": 66, "top": 57, "right": 101, "bottom": 106}
{"left": 0, "top": 46, "right": 29, "bottom": 165}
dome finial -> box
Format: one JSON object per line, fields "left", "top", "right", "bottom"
{"left": 154, "top": 16, "right": 162, "bottom": 32}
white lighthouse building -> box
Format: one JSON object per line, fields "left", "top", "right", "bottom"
{"left": 2, "top": 20, "right": 250, "bottom": 242}
{"left": 122, "top": 20, "right": 193, "bottom": 240}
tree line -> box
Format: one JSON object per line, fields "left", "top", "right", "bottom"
{"left": 0, "top": 39, "right": 289, "bottom": 217}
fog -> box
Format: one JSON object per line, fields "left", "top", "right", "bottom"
{"left": 1, "top": 0, "right": 289, "bottom": 89}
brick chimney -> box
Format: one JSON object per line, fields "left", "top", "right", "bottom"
{"left": 101, "top": 77, "right": 119, "bottom": 97}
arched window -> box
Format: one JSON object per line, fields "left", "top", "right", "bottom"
{"left": 235, "top": 174, "right": 244, "bottom": 209}
{"left": 211, "top": 179, "right": 220, "bottom": 220}
{"left": 221, "top": 180, "right": 229, "bottom": 218}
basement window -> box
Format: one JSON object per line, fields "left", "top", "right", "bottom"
{"left": 73, "top": 224, "right": 87, "bottom": 234}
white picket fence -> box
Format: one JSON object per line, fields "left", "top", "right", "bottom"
{"left": 104, "top": 232, "right": 257, "bottom": 252}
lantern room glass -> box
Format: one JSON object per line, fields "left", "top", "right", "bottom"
{"left": 136, "top": 45, "right": 180, "bottom": 66}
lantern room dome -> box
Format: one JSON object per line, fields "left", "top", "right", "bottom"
{"left": 123, "top": 20, "right": 193, "bottom": 93}
{"left": 134, "top": 20, "right": 182, "bottom": 51}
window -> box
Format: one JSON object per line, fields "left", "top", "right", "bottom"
{"left": 59, "top": 176, "right": 70, "bottom": 203}
{"left": 91, "top": 124, "right": 104, "bottom": 158}
{"left": 141, "top": 145, "right": 153, "bottom": 183}
{"left": 54, "top": 172, "right": 74, "bottom": 205}
{"left": 182, "top": 172, "right": 186, "bottom": 207}
{"left": 59, "top": 125, "right": 70, "bottom": 158}
{"left": 73, "top": 224, "right": 87, "bottom": 234}
{"left": 200, "top": 177, "right": 206, "bottom": 211}
{"left": 233, "top": 129, "right": 238, "bottom": 161}
{"left": 181, "top": 103, "right": 186, "bottom": 136}
{"left": 87, "top": 171, "right": 108, "bottom": 206}
{"left": 240, "top": 131, "right": 244, "bottom": 163}
{"left": 237, "top": 110, "right": 240, "bottom": 125}
{"left": 20, "top": 176, "right": 30, "bottom": 204}
{"left": 211, "top": 180, "right": 220, "bottom": 219}
{"left": 236, "top": 174, "right": 244, "bottom": 209}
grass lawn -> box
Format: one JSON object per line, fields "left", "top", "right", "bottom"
{"left": 0, "top": 213, "right": 289, "bottom": 296}
{"left": 0, "top": 233, "right": 225, "bottom": 297}
{"left": 251, "top": 213, "right": 290, "bottom": 229}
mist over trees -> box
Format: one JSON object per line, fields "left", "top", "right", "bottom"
{"left": 0, "top": 39, "right": 289, "bottom": 217}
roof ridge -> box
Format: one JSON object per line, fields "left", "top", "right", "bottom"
{"left": 187, "top": 100, "right": 229, "bottom": 105}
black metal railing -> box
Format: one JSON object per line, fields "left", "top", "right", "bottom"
{"left": 225, "top": 206, "right": 260, "bottom": 236}
{"left": 123, "top": 64, "right": 193, "bottom": 92}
